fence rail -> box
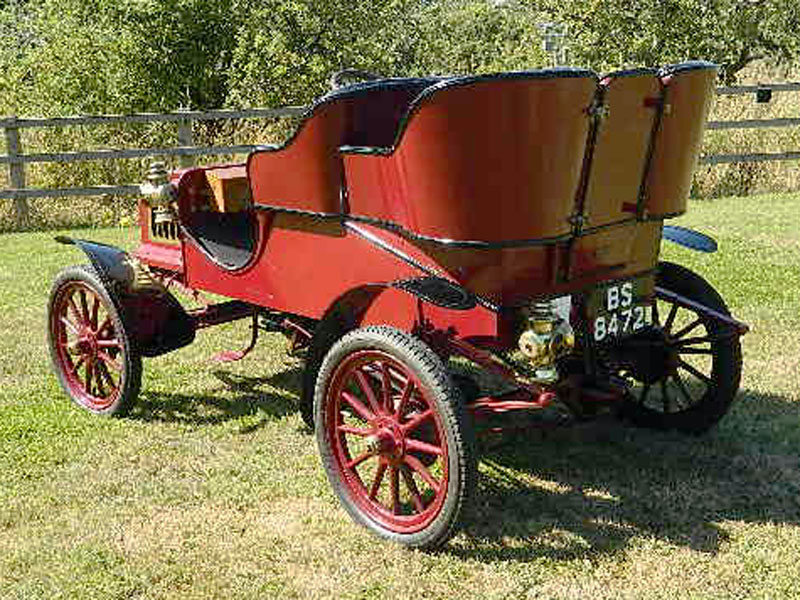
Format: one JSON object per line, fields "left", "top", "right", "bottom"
{"left": 2, "top": 82, "right": 799, "bottom": 225}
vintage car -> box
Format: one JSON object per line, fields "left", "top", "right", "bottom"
{"left": 47, "top": 61, "right": 748, "bottom": 549}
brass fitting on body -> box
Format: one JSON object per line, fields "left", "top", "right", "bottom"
{"left": 140, "top": 161, "right": 177, "bottom": 224}
{"left": 517, "top": 298, "right": 575, "bottom": 384}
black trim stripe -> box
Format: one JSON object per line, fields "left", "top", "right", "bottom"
{"left": 344, "top": 222, "right": 500, "bottom": 313}
{"left": 254, "top": 203, "right": 574, "bottom": 249}
{"left": 254, "top": 203, "right": 646, "bottom": 248}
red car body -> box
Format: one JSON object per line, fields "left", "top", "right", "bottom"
{"left": 48, "top": 61, "right": 747, "bottom": 549}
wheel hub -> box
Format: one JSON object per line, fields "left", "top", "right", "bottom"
{"left": 618, "top": 326, "right": 679, "bottom": 384}
{"left": 73, "top": 327, "right": 99, "bottom": 358}
{"left": 367, "top": 421, "right": 405, "bottom": 460}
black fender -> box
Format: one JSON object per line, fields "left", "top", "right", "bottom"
{"left": 55, "top": 236, "right": 195, "bottom": 357}
{"left": 391, "top": 276, "right": 477, "bottom": 310}
{"left": 55, "top": 236, "right": 136, "bottom": 287}
{"left": 661, "top": 225, "right": 717, "bottom": 253}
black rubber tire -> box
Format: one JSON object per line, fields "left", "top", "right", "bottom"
{"left": 620, "top": 261, "right": 742, "bottom": 433}
{"left": 47, "top": 265, "right": 142, "bottom": 416}
{"left": 314, "top": 326, "right": 476, "bottom": 549}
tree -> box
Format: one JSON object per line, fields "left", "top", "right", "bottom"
{"left": 0, "top": 0, "right": 247, "bottom": 115}
{"left": 536, "top": 0, "right": 800, "bottom": 83}
{"left": 226, "top": 0, "right": 549, "bottom": 108}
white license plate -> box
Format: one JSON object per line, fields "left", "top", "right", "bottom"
{"left": 589, "top": 278, "right": 652, "bottom": 343}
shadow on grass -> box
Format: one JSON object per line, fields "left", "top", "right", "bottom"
{"left": 456, "top": 388, "right": 800, "bottom": 562}
{"left": 127, "top": 366, "right": 304, "bottom": 432}
{"left": 125, "top": 376, "right": 800, "bottom": 562}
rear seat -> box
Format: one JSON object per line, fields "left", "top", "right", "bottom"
{"left": 247, "top": 77, "right": 439, "bottom": 215}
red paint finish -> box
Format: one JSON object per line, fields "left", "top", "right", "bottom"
{"left": 345, "top": 74, "right": 597, "bottom": 242}
{"left": 584, "top": 71, "right": 662, "bottom": 227}
{"left": 181, "top": 213, "right": 420, "bottom": 318}
{"left": 248, "top": 102, "right": 347, "bottom": 215}
{"left": 324, "top": 349, "right": 450, "bottom": 533}
{"left": 135, "top": 199, "right": 184, "bottom": 272}
{"left": 134, "top": 241, "right": 183, "bottom": 273}
{"left": 135, "top": 66, "right": 717, "bottom": 340}
{"left": 248, "top": 80, "right": 434, "bottom": 215}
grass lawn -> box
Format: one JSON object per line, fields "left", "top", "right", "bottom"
{"left": 1, "top": 193, "right": 799, "bottom": 599}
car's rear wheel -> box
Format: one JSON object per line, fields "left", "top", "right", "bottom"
{"left": 314, "top": 326, "right": 476, "bottom": 549}
{"left": 618, "top": 261, "right": 742, "bottom": 433}
{"left": 48, "top": 265, "right": 141, "bottom": 415}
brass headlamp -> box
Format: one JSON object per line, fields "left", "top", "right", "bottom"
{"left": 139, "top": 161, "right": 177, "bottom": 225}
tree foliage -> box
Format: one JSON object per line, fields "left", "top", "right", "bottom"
{"left": 1, "top": 0, "right": 246, "bottom": 114}
{"left": 226, "top": 0, "right": 548, "bottom": 107}
{"left": 0, "top": 0, "right": 798, "bottom": 116}
{"left": 538, "top": 0, "right": 800, "bottom": 83}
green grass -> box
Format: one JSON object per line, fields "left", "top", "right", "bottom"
{"left": 1, "top": 195, "right": 800, "bottom": 599}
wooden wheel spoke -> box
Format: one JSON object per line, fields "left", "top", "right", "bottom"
{"left": 678, "top": 359, "right": 712, "bottom": 386}
{"left": 96, "top": 338, "right": 122, "bottom": 349}
{"left": 675, "top": 335, "right": 714, "bottom": 347}
{"left": 79, "top": 290, "right": 91, "bottom": 323}
{"left": 404, "top": 455, "right": 441, "bottom": 494}
{"left": 90, "top": 296, "right": 100, "bottom": 329}
{"left": 96, "top": 316, "right": 113, "bottom": 338}
{"left": 369, "top": 460, "right": 388, "bottom": 500}
{"left": 337, "top": 424, "right": 373, "bottom": 437}
{"left": 84, "top": 360, "right": 95, "bottom": 394}
{"left": 651, "top": 300, "right": 660, "bottom": 326}
{"left": 70, "top": 354, "right": 86, "bottom": 377}
{"left": 673, "top": 318, "right": 703, "bottom": 340}
{"left": 401, "top": 466, "right": 425, "bottom": 513}
{"left": 402, "top": 409, "right": 433, "bottom": 434}
{"left": 67, "top": 296, "right": 85, "bottom": 327}
{"left": 396, "top": 379, "right": 415, "bottom": 418}
{"left": 97, "top": 360, "right": 118, "bottom": 390}
{"left": 341, "top": 390, "right": 375, "bottom": 423}
{"left": 94, "top": 363, "right": 108, "bottom": 396}
{"left": 355, "top": 369, "right": 382, "bottom": 416}
{"left": 660, "top": 380, "right": 671, "bottom": 413}
{"left": 97, "top": 351, "right": 122, "bottom": 373}
{"left": 345, "top": 450, "right": 374, "bottom": 470}
{"left": 663, "top": 302, "right": 679, "bottom": 334}
{"left": 390, "top": 466, "right": 401, "bottom": 515}
{"left": 405, "top": 438, "right": 443, "bottom": 457}
{"left": 380, "top": 361, "right": 393, "bottom": 413}
{"left": 679, "top": 347, "right": 713, "bottom": 356}
{"left": 60, "top": 316, "right": 80, "bottom": 336}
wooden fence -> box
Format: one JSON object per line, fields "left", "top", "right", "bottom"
{"left": 1, "top": 81, "right": 799, "bottom": 227}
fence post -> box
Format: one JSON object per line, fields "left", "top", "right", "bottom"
{"left": 4, "top": 116, "right": 30, "bottom": 228}
{"left": 177, "top": 108, "right": 195, "bottom": 168}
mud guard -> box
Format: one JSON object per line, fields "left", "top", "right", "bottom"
{"left": 392, "top": 276, "right": 477, "bottom": 310}
{"left": 55, "top": 236, "right": 195, "bottom": 357}
{"left": 661, "top": 225, "right": 717, "bottom": 253}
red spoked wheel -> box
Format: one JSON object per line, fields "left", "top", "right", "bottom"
{"left": 48, "top": 265, "right": 141, "bottom": 415}
{"left": 314, "top": 326, "right": 475, "bottom": 549}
